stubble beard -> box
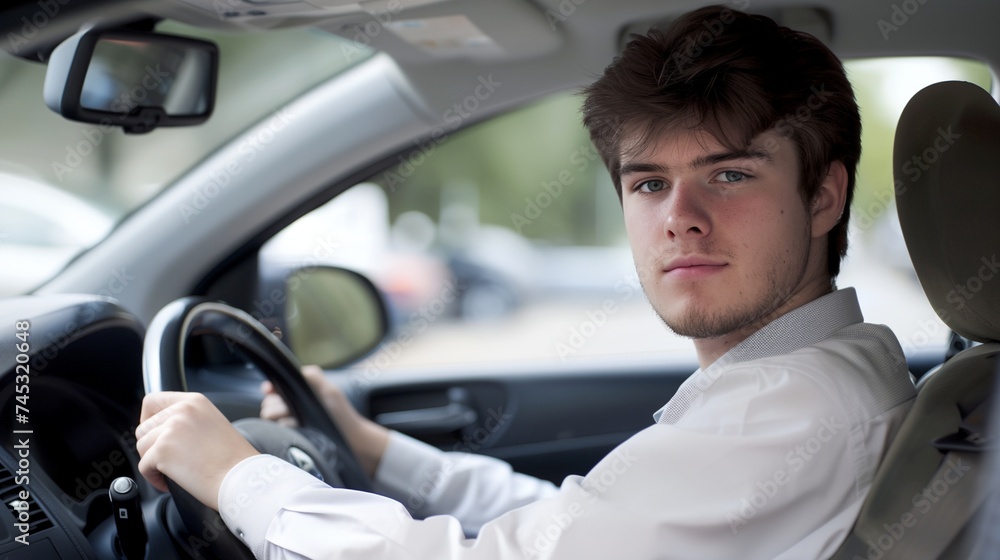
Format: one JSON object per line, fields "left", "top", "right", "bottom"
{"left": 642, "top": 251, "right": 808, "bottom": 341}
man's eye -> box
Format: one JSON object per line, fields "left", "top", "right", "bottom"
{"left": 637, "top": 179, "right": 667, "bottom": 192}
{"left": 715, "top": 170, "right": 748, "bottom": 183}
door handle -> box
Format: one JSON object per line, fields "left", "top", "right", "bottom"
{"left": 375, "top": 402, "right": 478, "bottom": 434}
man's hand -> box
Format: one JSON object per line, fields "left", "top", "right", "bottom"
{"left": 260, "top": 365, "right": 390, "bottom": 478}
{"left": 136, "top": 392, "right": 259, "bottom": 510}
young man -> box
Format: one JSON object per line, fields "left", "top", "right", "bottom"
{"left": 135, "top": 5, "right": 916, "bottom": 558}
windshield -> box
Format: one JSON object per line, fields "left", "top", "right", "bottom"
{"left": 0, "top": 23, "right": 371, "bottom": 296}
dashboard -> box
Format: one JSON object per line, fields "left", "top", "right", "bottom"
{"left": 0, "top": 295, "right": 155, "bottom": 559}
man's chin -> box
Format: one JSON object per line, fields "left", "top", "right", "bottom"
{"left": 654, "top": 306, "right": 719, "bottom": 339}
{"left": 654, "top": 303, "right": 759, "bottom": 340}
{"left": 661, "top": 319, "right": 727, "bottom": 340}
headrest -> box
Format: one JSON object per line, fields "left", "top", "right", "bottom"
{"left": 894, "top": 81, "right": 1000, "bottom": 343}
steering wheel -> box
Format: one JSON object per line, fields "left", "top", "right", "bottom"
{"left": 142, "top": 297, "right": 372, "bottom": 558}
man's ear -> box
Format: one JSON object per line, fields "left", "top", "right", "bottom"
{"left": 810, "top": 160, "right": 848, "bottom": 239}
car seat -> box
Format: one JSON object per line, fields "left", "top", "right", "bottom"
{"left": 831, "top": 81, "right": 1000, "bottom": 559}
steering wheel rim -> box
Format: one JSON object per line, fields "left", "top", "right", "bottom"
{"left": 142, "top": 297, "right": 372, "bottom": 557}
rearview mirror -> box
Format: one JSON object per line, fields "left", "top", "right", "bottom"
{"left": 44, "top": 27, "right": 218, "bottom": 134}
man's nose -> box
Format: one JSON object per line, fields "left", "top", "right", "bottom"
{"left": 663, "top": 180, "right": 710, "bottom": 240}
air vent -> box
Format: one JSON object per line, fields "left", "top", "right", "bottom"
{"left": 0, "top": 462, "right": 53, "bottom": 540}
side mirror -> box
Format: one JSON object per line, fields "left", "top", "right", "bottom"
{"left": 43, "top": 27, "right": 218, "bottom": 134}
{"left": 282, "top": 266, "right": 390, "bottom": 370}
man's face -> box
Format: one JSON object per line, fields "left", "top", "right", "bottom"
{"left": 621, "top": 128, "right": 826, "bottom": 340}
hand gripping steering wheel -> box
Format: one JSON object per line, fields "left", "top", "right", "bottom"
{"left": 142, "top": 297, "right": 371, "bottom": 558}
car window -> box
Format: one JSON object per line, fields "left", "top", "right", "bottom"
{"left": 0, "top": 23, "right": 372, "bottom": 296}
{"left": 263, "top": 56, "right": 992, "bottom": 372}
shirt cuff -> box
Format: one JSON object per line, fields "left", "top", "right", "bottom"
{"left": 218, "top": 454, "right": 322, "bottom": 558}
{"left": 372, "top": 430, "right": 447, "bottom": 510}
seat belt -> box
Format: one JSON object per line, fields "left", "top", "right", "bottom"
{"left": 866, "top": 396, "right": 995, "bottom": 560}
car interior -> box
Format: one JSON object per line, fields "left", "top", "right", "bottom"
{"left": 0, "top": 0, "right": 998, "bottom": 559}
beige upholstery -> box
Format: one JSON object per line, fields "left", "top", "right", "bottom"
{"left": 833, "top": 81, "right": 1000, "bottom": 559}
{"left": 894, "top": 81, "right": 1000, "bottom": 343}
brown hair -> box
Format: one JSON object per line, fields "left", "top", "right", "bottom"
{"left": 581, "top": 5, "right": 861, "bottom": 277}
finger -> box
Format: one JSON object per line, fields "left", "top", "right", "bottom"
{"left": 301, "top": 365, "right": 324, "bottom": 386}
{"left": 302, "top": 365, "right": 342, "bottom": 401}
{"left": 139, "top": 391, "right": 187, "bottom": 423}
{"left": 134, "top": 420, "right": 166, "bottom": 458}
{"left": 136, "top": 402, "right": 178, "bottom": 440}
{"left": 261, "top": 380, "right": 275, "bottom": 395}
{"left": 137, "top": 450, "right": 169, "bottom": 493}
{"left": 260, "top": 393, "right": 291, "bottom": 421}
{"left": 260, "top": 394, "right": 299, "bottom": 427}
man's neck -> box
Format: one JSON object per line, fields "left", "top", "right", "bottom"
{"left": 692, "top": 279, "right": 835, "bottom": 369}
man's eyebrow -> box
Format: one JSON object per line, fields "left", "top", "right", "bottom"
{"left": 689, "top": 149, "right": 772, "bottom": 169}
{"left": 619, "top": 149, "right": 772, "bottom": 177}
{"left": 619, "top": 162, "right": 670, "bottom": 177}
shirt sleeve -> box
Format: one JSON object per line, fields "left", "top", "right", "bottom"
{"left": 218, "top": 367, "right": 892, "bottom": 560}
{"left": 371, "top": 430, "right": 559, "bottom": 534}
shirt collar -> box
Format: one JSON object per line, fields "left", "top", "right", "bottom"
{"left": 652, "top": 287, "right": 864, "bottom": 424}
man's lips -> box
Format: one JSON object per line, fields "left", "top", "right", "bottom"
{"left": 663, "top": 257, "right": 728, "bottom": 277}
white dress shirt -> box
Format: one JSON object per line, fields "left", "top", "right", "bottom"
{"left": 219, "top": 287, "right": 916, "bottom": 559}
